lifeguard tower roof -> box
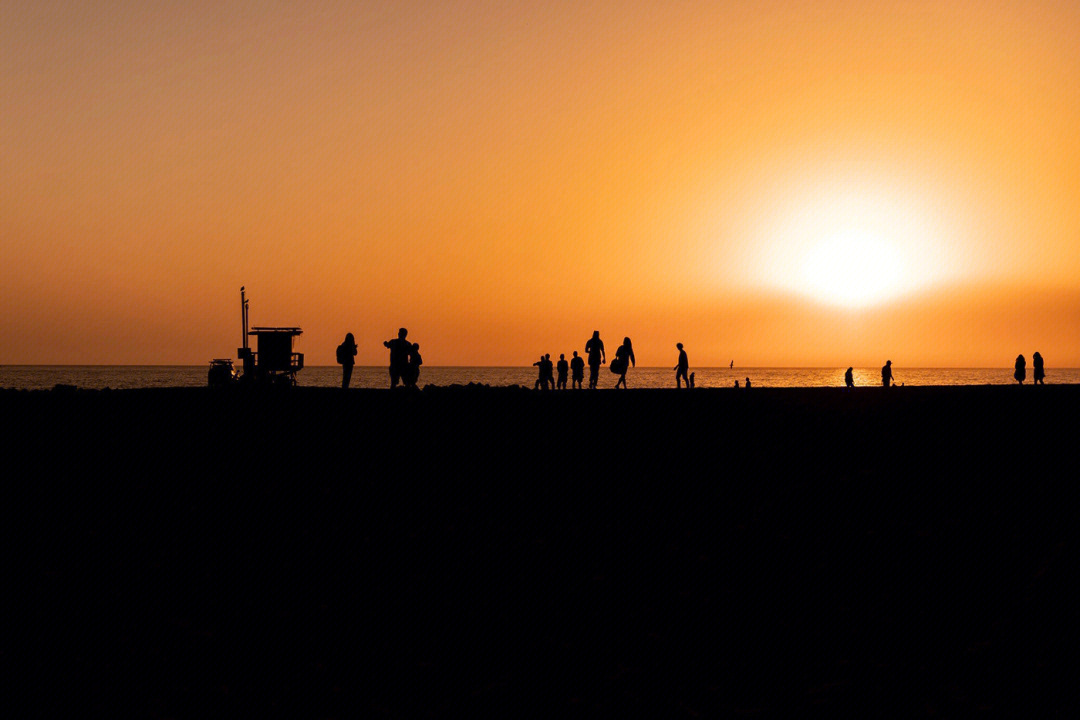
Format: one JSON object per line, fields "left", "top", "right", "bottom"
{"left": 248, "top": 327, "right": 304, "bottom": 376}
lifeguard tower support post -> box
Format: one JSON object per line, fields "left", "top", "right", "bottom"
{"left": 236, "top": 287, "right": 304, "bottom": 385}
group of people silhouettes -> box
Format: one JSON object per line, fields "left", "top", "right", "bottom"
{"left": 841, "top": 356, "right": 1047, "bottom": 389}
{"left": 338, "top": 327, "right": 424, "bottom": 389}
{"left": 532, "top": 336, "right": 704, "bottom": 390}
{"left": 533, "top": 332, "right": 639, "bottom": 389}
{"left": 382, "top": 328, "right": 423, "bottom": 389}
{"left": 844, "top": 360, "right": 898, "bottom": 387}
{"left": 337, "top": 330, "right": 1049, "bottom": 390}
{"left": 531, "top": 353, "right": 583, "bottom": 390}
{"left": 533, "top": 354, "right": 556, "bottom": 390}
{"left": 1014, "top": 352, "right": 1045, "bottom": 385}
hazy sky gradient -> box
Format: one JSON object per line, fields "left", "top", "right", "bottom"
{"left": 4, "top": 1, "right": 1079, "bottom": 366}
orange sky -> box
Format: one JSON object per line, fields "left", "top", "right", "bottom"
{"left": 3, "top": 1, "right": 1079, "bottom": 366}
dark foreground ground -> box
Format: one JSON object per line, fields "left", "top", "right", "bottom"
{"left": 5, "top": 384, "right": 1079, "bottom": 716}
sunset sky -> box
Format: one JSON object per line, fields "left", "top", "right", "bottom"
{"left": 4, "top": 1, "right": 1079, "bottom": 366}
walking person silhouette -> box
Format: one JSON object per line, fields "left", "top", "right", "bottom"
{"left": 845, "top": 367, "right": 854, "bottom": 389}
{"left": 383, "top": 328, "right": 411, "bottom": 388}
{"left": 881, "top": 360, "right": 893, "bottom": 388}
{"left": 570, "top": 351, "right": 585, "bottom": 389}
{"left": 585, "top": 331, "right": 605, "bottom": 389}
{"left": 1014, "top": 354, "right": 1026, "bottom": 385}
{"left": 1033, "top": 352, "right": 1045, "bottom": 385}
{"left": 612, "top": 337, "right": 635, "bottom": 389}
{"left": 336, "top": 332, "right": 358, "bottom": 389}
{"left": 674, "top": 343, "right": 689, "bottom": 388}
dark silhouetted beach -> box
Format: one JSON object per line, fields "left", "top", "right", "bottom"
{"left": 8, "top": 385, "right": 1079, "bottom": 715}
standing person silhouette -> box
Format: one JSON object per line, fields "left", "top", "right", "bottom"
{"left": 336, "top": 333, "right": 358, "bottom": 389}
{"left": 585, "top": 331, "right": 605, "bottom": 389}
{"left": 674, "top": 343, "right": 689, "bottom": 388}
{"left": 570, "top": 351, "right": 585, "bottom": 389}
{"left": 533, "top": 355, "right": 547, "bottom": 390}
{"left": 383, "top": 328, "right": 411, "bottom": 388}
{"left": 407, "top": 343, "right": 423, "bottom": 388}
{"left": 844, "top": 367, "right": 854, "bottom": 389}
{"left": 1014, "top": 354, "right": 1026, "bottom": 384}
{"left": 881, "top": 360, "right": 893, "bottom": 388}
{"left": 556, "top": 354, "right": 569, "bottom": 390}
{"left": 613, "top": 337, "right": 635, "bottom": 389}
{"left": 1033, "top": 352, "right": 1045, "bottom": 385}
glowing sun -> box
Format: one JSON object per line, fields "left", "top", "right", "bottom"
{"left": 749, "top": 180, "right": 952, "bottom": 309}
{"left": 799, "top": 229, "right": 906, "bottom": 307}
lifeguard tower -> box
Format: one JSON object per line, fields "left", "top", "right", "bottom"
{"left": 235, "top": 287, "right": 304, "bottom": 386}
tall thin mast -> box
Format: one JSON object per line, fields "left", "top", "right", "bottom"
{"left": 241, "top": 287, "right": 249, "bottom": 350}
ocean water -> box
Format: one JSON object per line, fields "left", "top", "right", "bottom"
{"left": 1, "top": 365, "right": 1076, "bottom": 390}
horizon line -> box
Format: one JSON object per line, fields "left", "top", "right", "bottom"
{"left": 2, "top": 364, "right": 1072, "bottom": 370}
